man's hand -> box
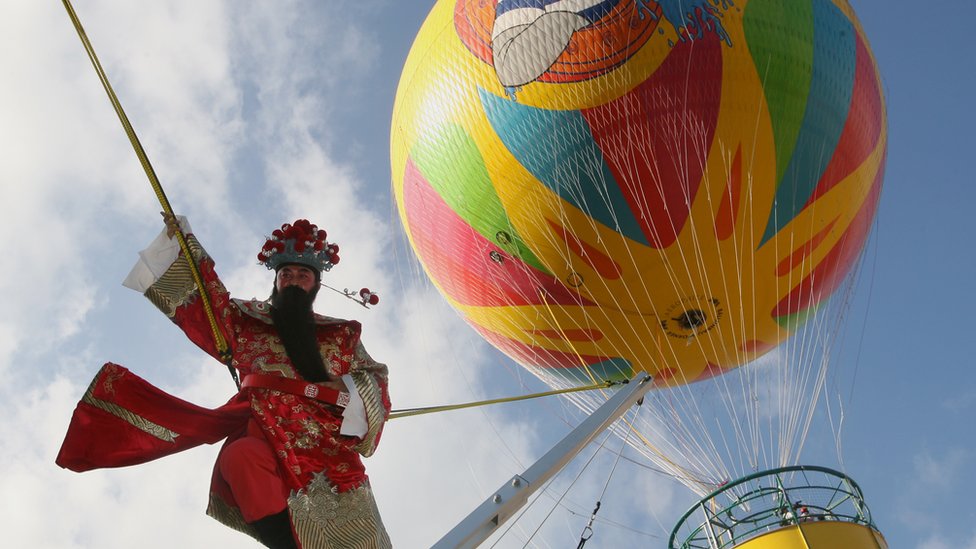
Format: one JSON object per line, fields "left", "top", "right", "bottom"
{"left": 161, "top": 211, "right": 180, "bottom": 239}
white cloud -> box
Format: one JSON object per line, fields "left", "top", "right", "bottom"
{"left": 1, "top": 375, "right": 250, "bottom": 547}
{"left": 0, "top": 0, "right": 244, "bottom": 378}
{"left": 943, "top": 389, "right": 976, "bottom": 413}
{"left": 913, "top": 448, "right": 971, "bottom": 492}
{"left": 0, "top": 5, "right": 107, "bottom": 374}
{"left": 889, "top": 446, "right": 974, "bottom": 536}
{"left": 917, "top": 532, "right": 976, "bottom": 549}
{"left": 70, "top": 1, "right": 244, "bottom": 213}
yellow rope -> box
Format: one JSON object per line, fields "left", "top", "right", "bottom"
{"left": 61, "top": 0, "right": 237, "bottom": 388}
{"left": 389, "top": 380, "right": 620, "bottom": 420}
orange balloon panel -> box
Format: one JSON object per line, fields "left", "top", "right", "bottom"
{"left": 391, "top": 0, "right": 886, "bottom": 387}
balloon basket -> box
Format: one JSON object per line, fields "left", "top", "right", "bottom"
{"left": 669, "top": 465, "right": 887, "bottom": 549}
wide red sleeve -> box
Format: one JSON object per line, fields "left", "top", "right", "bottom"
{"left": 56, "top": 363, "right": 250, "bottom": 472}
{"left": 141, "top": 235, "right": 239, "bottom": 364}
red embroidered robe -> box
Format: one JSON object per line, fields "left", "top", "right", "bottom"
{"left": 57, "top": 234, "right": 392, "bottom": 548}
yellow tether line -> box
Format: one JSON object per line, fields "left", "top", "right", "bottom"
{"left": 61, "top": 0, "right": 238, "bottom": 388}
{"left": 389, "top": 380, "right": 620, "bottom": 420}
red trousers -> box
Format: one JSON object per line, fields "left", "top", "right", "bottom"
{"left": 218, "top": 420, "right": 290, "bottom": 523}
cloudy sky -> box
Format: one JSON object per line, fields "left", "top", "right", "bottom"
{"left": 1, "top": 1, "right": 974, "bottom": 548}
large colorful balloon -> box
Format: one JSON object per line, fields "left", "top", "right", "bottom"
{"left": 391, "top": 0, "right": 886, "bottom": 388}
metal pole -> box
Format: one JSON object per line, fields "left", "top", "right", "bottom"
{"left": 432, "top": 374, "right": 653, "bottom": 549}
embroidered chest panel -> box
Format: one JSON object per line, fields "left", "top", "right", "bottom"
{"left": 231, "top": 317, "right": 355, "bottom": 379}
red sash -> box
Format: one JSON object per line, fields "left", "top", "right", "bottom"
{"left": 241, "top": 374, "right": 350, "bottom": 408}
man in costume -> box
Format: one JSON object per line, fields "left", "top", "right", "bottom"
{"left": 57, "top": 216, "right": 392, "bottom": 549}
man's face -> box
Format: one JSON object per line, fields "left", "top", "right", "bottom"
{"left": 276, "top": 265, "right": 317, "bottom": 294}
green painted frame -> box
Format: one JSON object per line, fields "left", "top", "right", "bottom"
{"left": 669, "top": 465, "right": 881, "bottom": 549}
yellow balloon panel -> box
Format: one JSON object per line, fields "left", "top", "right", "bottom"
{"left": 391, "top": 0, "right": 886, "bottom": 386}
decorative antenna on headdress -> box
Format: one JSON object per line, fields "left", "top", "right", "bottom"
{"left": 320, "top": 284, "right": 381, "bottom": 309}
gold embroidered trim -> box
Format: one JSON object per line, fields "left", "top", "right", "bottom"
{"left": 99, "top": 365, "right": 124, "bottom": 395}
{"left": 144, "top": 235, "right": 208, "bottom": 317}
{"left": 288, "top": 475, "right": 391, "bottom": 549}
{"left": 351, "top": 374, "right": 382, "bottom": 458}
{"left": 81, "top": 389, "right": 179, "bottom": 443}
{"left": 253, "top": 356, "right": 295, "bottom": 378}
{"left": 206, "top": 493, "right": 259, "bottom": 541}
{"left": 349, "top": 342, "right": 389, "bottom": 458}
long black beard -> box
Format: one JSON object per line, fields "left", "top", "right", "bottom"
{"left": 270, "top": 285, "right": 328, "bottom": 382}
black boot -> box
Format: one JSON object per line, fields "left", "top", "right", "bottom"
{"left": 250, "top": 510, "right": 299, "bottom": 549}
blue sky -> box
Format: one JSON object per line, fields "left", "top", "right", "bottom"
{"left": 1, "top": 1, "right": 974, "bottom": 548}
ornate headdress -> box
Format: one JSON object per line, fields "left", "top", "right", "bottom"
{"left": 257, "top": 219, "right": 339, "bottom": 273}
